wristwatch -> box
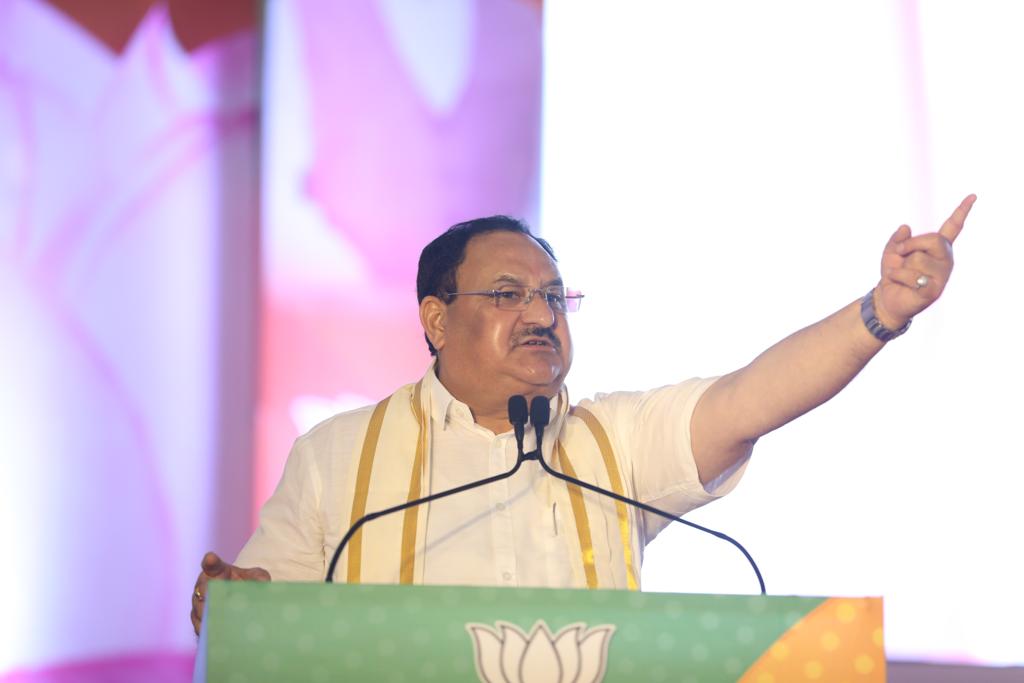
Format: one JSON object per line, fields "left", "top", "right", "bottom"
{"left": 860, "top": 288, "right": 911, "bottom": 342}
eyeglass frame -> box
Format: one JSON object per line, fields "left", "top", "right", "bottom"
{"left": 442, "top": 285, "right": 584, "bottom": 313}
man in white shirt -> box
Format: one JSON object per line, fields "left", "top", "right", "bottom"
{"left": 191, "top": 195, "right": 975, "bottom": 635}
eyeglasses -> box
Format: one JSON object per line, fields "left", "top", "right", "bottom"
{"left": 444, "top": 285, "right": 584, "bottom": 313}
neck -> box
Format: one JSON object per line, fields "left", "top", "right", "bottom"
{"left": 433, "top": 364, "right": 555, "bottom": 436}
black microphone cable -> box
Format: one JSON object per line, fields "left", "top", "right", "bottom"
{"left": 527, "top": 395, "right": 766, "bottom": 595}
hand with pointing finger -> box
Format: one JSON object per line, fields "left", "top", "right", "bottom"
{"left": 874, "top": 194, "right": 977, "bottom": 330}
{"left": 190, "top": 551, "right": 271, "bottom": 636}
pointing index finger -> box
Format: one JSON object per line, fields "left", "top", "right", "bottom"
{"left": 938, "top": 193, "right": 977, "bottom": 244}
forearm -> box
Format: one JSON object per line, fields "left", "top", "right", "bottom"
{"left": 692, "top": 296, "right": 886, "bottom": 482}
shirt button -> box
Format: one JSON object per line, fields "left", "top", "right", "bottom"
{"left": 496, "top": 502, "right": 506, "bottom": 511}
{"left": 502, "top": 571, "right": 513, "bottom": 581}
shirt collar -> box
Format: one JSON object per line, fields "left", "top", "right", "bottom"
{"left": 423, "top": 362, "right": 463, "bottom": 429}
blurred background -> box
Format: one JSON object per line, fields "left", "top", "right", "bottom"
{"left": 1, "top": 1, "right": 1021, "bottom": 681}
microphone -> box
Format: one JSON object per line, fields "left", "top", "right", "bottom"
{"left": 528, "top": 395, "right": 766, "bottom": 595}
{"left": 324, "top": 396, "right": 536, "bottom": 583}
{"left": 530, "top": 395, "right": 549, "bottom": 457}
{"left": 508, "top": 395, "right": 530, "bottom": 460}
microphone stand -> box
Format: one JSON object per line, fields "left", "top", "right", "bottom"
{"left": 325, "top": 394, "right": 765, "bottom": 595}
{"left": 324, "top": 397, "right": 535, "bottom": 583}
{"left": 528, "top": 396, "right": 766, "bottom": 595}
{"left": 324, "top": 462, "right": 529, "bottom": 582}
{"left": 534, "top": 457, "right": 766, "bottom": 594}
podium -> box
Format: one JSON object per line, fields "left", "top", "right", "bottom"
{"left": 195, "top": 582, "right": 884, "bottom": 682}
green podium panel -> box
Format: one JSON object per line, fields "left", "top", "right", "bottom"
{"left": 196, "top": 582, "right": 884, "bottom": 682}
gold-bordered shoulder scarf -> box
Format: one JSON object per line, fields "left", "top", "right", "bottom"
{"left": 334, "top": 377, "right": 640, "bottom": 590}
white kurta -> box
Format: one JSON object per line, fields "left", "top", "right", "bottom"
{"left": 236, "top": 367, "right": 748, "bottom": 588}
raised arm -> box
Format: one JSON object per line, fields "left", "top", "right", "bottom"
{"left": 689, "top": 194, "right": 976, "bottom": 485}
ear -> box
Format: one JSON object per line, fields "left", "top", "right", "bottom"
{"left": 419, "top": 296, "right": 448, "bottom": 353}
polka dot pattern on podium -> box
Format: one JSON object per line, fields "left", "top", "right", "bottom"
{"left": 737, "top": 597, "right": 885, "bottom": 683}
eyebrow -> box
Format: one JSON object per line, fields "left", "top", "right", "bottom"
{"left": 492, "top": 273, "right": 564, "bottom": 287}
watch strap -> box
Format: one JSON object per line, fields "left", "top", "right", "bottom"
{"left": 860, "top": 288, "right": 911, "bottom": 342}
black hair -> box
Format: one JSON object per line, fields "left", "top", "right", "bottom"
{"left": 416, "top": 216, "right": 557, "bottom": 356}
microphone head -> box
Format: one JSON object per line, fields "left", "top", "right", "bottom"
{"left": 529, "top": 396, "right": 550, "bottom": 429}
{"left": 507, "top": 395, "right": 528, "bottom": 426}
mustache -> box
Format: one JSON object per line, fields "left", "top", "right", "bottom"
{"left": 513, "top": 326, "right": 561, "bottom": 349}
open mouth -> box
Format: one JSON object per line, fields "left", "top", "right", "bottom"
{"left": 519, "top": 338, "right": 556, "bottom": 349}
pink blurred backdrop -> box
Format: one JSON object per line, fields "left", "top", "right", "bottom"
{"left": 0, "top": 0, "right": 541, "bottom": 680}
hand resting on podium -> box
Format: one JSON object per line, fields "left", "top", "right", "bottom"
{"left": 191, "top": 551, "right": 270, "bottom": 636}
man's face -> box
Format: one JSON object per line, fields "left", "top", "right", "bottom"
{"left": 433, "top": 231, "right": 573, "bottom": 404}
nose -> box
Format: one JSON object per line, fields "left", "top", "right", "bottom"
{"left": 521, "top": 289, "right": 556, "bottom": 327}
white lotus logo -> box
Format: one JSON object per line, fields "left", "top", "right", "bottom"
{"left": 466, "top": 620, "right": 616, "bottom": 683}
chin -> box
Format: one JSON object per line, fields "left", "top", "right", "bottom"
{"left": 519, "top": 364, "right": 561, "bottom": 383}
{"left": 528, "top": 373, "right": 567, "bottom": 395}
{"left": 505, "top": 373, "right": 556, "bottom": 395}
